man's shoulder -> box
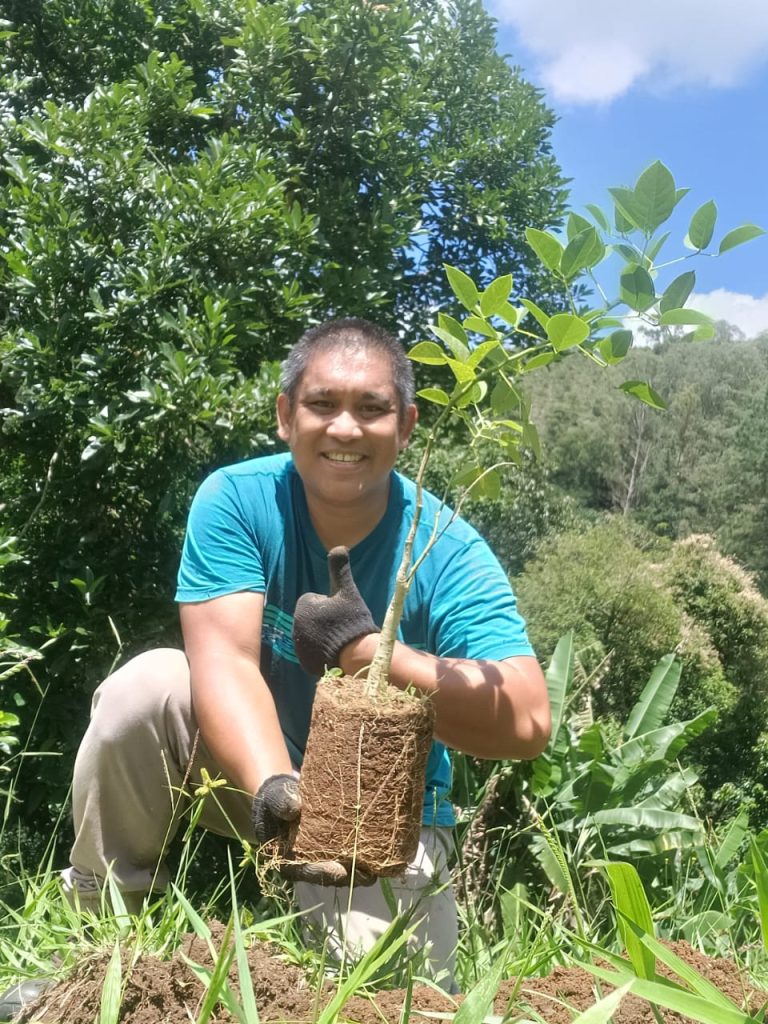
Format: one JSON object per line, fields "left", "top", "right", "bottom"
{"left": 216, "top": 451, "right": 294, "bottom": 484}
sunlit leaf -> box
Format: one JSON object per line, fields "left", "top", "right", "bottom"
{"left": 597, "top": 330, "right": 632, "bottom": 365}
{"left": 585, "top": 203, "right": 610, "bottom": 231}
{"left": 685, "top": 200, "right": 717, "bottom": 250}
{"left": 409, "top": 341, "right": 447, "bottom": 365}
{"left": 444, "top": 264, "right": 479, "bottom": 310}
{"left": 620, "top": 264, "right": 656, "bottom": 312}
{"left": 519, "top": 298, "right": 550, "bottom": 331}
{"left": 659, "top": 270, "right": 696, "bottom": 313}
{"left": 463, "top": 315, "right": 499, "bottom": 338}
{"left": 416, "top": 387, "right": 450, "bottom": 406}
{"left": 479, "top": 274, "right": 513, "bottom": 316}
{"left": 429, "top": 323, "right": 470, "bottom": 360}
{"left": 546, "top": 313, "right": 590, "bottom": 351}
{"left": 659, "top": 308, "right": 713, "bottom": 327}
{"left": 718, "top": 224, "right": 766, "bottom": 254}
{"left": 525, "top": 228, "right": 563, "bottom": 273}
{"left": 560, "top": 227, "right": 604, "bottom": 279}
{"left": 619, "top": 380, "right": 666, "bottom": 409}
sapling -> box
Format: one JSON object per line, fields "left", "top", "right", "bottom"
{"left": 292, "top": 160, "right": 764, "bottom": 875}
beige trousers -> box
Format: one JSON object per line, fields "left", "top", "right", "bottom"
{"left": 69, "top": 649, "right": 459, "bottom": 987}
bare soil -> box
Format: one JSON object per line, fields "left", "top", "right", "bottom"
{"left": 22, "top": 927, "right": 764, "bottom": 1024}
{"left": 292, "top": 676, "right": 435, "bottom": 876}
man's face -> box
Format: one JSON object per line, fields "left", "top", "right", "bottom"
{"left": 276, "top": 344, "right": 417, "bottom": 511}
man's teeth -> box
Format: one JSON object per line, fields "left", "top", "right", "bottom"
{"left": 325, "top": 452, "right": 364, "bottom": 462}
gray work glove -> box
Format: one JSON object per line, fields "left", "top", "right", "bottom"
{"left": 251, "top": 773, "right": 376, "bottom": 887}
{"left": 292, "top": 546, "right": 378, "bottom": 676}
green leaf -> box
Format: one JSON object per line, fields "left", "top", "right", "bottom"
{"left": 609, "top": 187, "right": 645, "bottom": 232}
{"left": 571, "top": 983, "right": 633, "bottom": 1024}
{"left": 619, "top": 709, "right": 717, "bottom": 766}
{"left": 686, "top": 200, "right": 717, "bottom": 250}
{"left": 715, "top": 807, "right": 749, "bottom": 870}
{"left": 416, "top": 387, "right": 450, "bottom": 406}
{"left": 463, "top": 315, "right": 499, "bottom": 338}
{"left": 561, "top": 227, "right": 605, "bottom": 279}
{"left": 619, "top": 380, "right": 667, "bottom": 410}
{"left": 408, "top": 341, "right": 447, "bottom": 365}
{"left": 718, "top": 224, "right": 766, "bottom": 254}
{"left": 646, "top": 230, "right": 670, "bottom": 262}
{"left": 491, "top": 377, "right": 520, "bottom": 414}
{"left": 659, "top": 308, "right": 713, "bottom": 327}
{"left": 659, "top": 270, "right": 696, "bottom": 313}
{"left": 475, "top": 468, "right": 501, "bottom": 500}
{"left": 543, "top": 633, "right": 573, "bottom": 752}
{"left": 603, "top": 864, "right": 655, "bottom": 983}
{"left": 523, "top": 420, "right": 541, "bottom": 459}
{"left": 614, "top": 201, "right": 635, "bottom": 234}
{"left": 522, "top": 351, "right": 556, "bottom": 371}
{"left": 620, "top": 264, "right": 656, "bottom": 312}
{"left": 446, "top": 358, "right": 476, "bottom": 383}
{"left": 585, "top": 203, "right": 610, "bottom": 231}
{"left": 751, "top": 835, "right": 768, "bottom": 952}
{"left": 496, "top": 301, "right": 519, "bottom": 326}
{"left": 546, "top": 313, "right": 590, "bottom": 351}
{"left": 625, "top": 654, "right": 680, "bottom": 739}
{"left": 229, "top": 860, "right": 260, "bottom": 1024}
{"left": 589, "top": 807, "right": 703, "bottom": 831}
{"left": 519, "top": 298, "right": 550, "bottom": 331}
{"left": 597, "top": 330, "right": 632, "bottom": 365}
{"left": 444, "top": 264, "right": 479, "bottom": 310}
{"left": 468, "top": 339, "right": 502, "bottom": 368}
{"left": 99, "top": 941, "right": 123, "bottom": 1024}
{"left": 525, "top": 227, "right": 563, "bottom": 273}
{"left": 437, "top": 313, "right": 468, "bottom": 346}
{"left": 429, "top": 324, "right": 470, "bottom": 360}
{"left": 691, "top": 323, "right": 716, "bottom": 341}
{"left": 634, "top": 931, "right": 747, "bottom": 1011}
{"left": 453, "top": 942, "right": 513, "bottom": 1024}
{"left": 633, "top": 160, "right": 677, "bottom": 232}
{"left": 479, "top": 274, "right": 513, "bottom": 316}
{"left": 567, "top": 212, "right": 593, "bottom": 241}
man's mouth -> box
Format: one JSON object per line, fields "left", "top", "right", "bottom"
{"left": 322, "top": 452, "right": 365, "bottom": 463}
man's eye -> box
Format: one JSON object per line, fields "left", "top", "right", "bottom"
{"left": 361, "top": 404, "right": 387, "bottom": 415}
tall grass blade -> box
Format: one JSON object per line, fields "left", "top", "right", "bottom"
{"left": 571, "top": 982, "right": 633, "bottom": 1024}
{"left": 544, "top": 632, "right": 572, "bottom": 747}
{"left": 602, "top": 862, "right": 655, "bottom": 980}
{"left": 583, "top": 963, "right": 758, "bottom": 1024}
{"left": 99, "top": 941, "right": 122, "bottom": 1024}
{"left": 316, "top": 914, "right": 416, "bottom": 1024}
{"left": 170, "top": 883, "right": 212, "bottom": 943}
{"left": 715, "top": 807, "right": 748, "bottom": 870}
{"left": 229, "top": 854, "right": 259, "bottom": 1024}
{"left": 750, "top": 834, "right": 768, "bottom": 952}
{"left": 194, "top": 917, "right": 235, "bottom": 1024}
{"left": 625, "top": 654, "right": 680, "bottom": 739}
{"left": 453, "top": 941, "right": 512, "bottom": 1024}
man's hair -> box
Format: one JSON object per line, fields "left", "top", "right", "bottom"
{"left": 280, "top": 318, "right": 415, "bottom": 419}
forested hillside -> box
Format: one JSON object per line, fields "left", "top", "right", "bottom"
{"left": 527, "top": 330, "right": 768, "bottom": 588}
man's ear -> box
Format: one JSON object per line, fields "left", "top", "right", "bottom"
{"left": 276, "top": 393, "right": 292, "bottom": 442}
{"left": 399, "top": 403, "right": 418, "bottom": 450}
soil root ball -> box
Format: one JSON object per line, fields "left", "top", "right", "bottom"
{"left": 290, "top": 676, "right": 436, "bottom": 876}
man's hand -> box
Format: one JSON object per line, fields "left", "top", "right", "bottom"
{"left": 251, "top": 773, "right": 302, "bottom": 847}
{"left": 251, "top": 773, "right": 376, "bottom": 887}
{"left": 292, "top": 547, "right": 378, "bottom": 676}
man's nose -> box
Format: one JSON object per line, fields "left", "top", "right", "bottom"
{"left": 326, "top": 409, "right": 364, "bottom": 439}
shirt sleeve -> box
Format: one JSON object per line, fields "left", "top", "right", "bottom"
{"left": 175, "top": 469, "right": 266, "bottom": 602}
{"left": 427, "top": 530, "right": 535, "bottom": 662}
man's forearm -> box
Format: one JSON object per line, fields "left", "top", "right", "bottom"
{"left": 339, "top": 636, "right": 550, "bottom": 760}
{"left": 189, "top": 653, "right": 293, "bottom": 796}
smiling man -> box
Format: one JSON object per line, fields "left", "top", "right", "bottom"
{"left": 61, "top": 317, "right": 550, "bottom": 990}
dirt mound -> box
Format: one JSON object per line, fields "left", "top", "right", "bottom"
{"left": 21, "top": 933, "right": 761, "bottom": 1024}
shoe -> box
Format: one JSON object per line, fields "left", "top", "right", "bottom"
{"left": 0, "top": 978, "right": 53, "bottom": 1021}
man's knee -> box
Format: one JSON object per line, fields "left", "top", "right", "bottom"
{"left": 89, "top": 648, "right": 192, "bottom": 740}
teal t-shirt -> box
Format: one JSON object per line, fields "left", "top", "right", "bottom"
{"left": 175, "top": 453, "right": 534, "bottom": 826}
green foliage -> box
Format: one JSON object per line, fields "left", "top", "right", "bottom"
{"left": 0, "top": 0, "right": 567, "bottom": 846}
{"left": 516, "top": 521, "right": 768, "bottom": 822}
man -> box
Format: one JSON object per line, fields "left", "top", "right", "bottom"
{"left": 60, "top": 318, "right": 550, "bottom": 987}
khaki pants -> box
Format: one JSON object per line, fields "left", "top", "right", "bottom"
{"left": 69, "top": 649, "right": 459, "bottom": 987}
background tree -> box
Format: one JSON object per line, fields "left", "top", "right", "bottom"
{"left": 0, "top": 0, "right": 566, "bottom": 858}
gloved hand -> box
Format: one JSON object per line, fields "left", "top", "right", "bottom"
{"left": 251, "top": 773, "right": 376, "bottom": 887}
{"left": 292, "top": 546, "right": 378, "bottom": 676}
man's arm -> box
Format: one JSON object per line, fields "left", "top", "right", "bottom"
{"left": 339, "top": 637, "right": 550, "bottom": 761}
{"left": 180, "top": 592, "right": 293, "bottom": 796}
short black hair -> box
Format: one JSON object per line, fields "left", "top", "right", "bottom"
{"left": 280, "top": 318, "right": 415, "bottom": 421}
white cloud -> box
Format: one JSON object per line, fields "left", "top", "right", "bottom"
{"left": 689, "top": 289, "right": 768, "bottom": 338}
{"left": 491, "top": 0, "right": 768, "bottom": 103}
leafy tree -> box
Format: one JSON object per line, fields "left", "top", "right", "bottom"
{"left": 515, "top": 520, "right": 768, "bottom": 822}
{"left": 0, "top": 0, "right": 567, "bottom": 852}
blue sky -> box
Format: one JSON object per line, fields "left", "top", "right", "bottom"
{"left": 491, "top": 1, "right": 768, "bottom": 337}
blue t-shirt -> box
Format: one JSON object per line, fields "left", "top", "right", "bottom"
{"left": 176, "top": 452, "right": 534, "bottom": 826}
